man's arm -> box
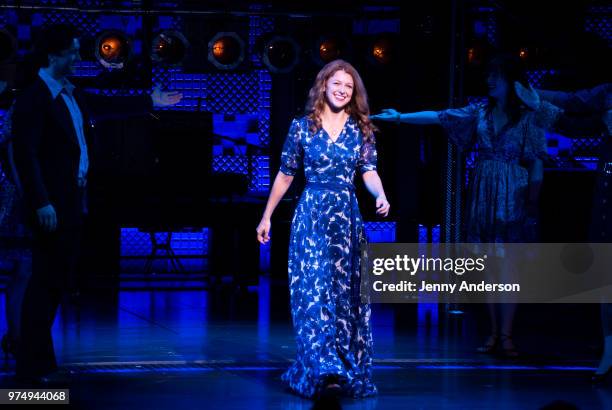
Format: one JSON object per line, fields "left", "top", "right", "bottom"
{"left": 12, "top": 89, "right": 58, "bottom": 231}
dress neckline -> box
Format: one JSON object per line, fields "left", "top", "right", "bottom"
{"left": 322, "top": 116, "right": 351, "bottom": 144}
{"left": 486, "top": 111, "right": 513, "bottom": 144}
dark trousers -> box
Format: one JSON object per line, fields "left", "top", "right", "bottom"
{"left": 16, "top": 227, "right": 81, "bottom": 378}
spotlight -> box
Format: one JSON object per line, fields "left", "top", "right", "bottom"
{"left": 95, "top": 30, "right": 130, "bottom": 69}
{"left": 208, "top": 32, "right": 245, "bottom": 70}
{"left": 519, "top": 47, "right": 529, "bottom": 60}
{"left": 0, "top": 29, "right": 17, "bottom": 64}
{"left": 315, "top": 35, "right": 349, "bottom": 65}
{"left": 369, "top": 34, "right": 397, "bottom": 65}
{"left": 261, "top": 35, "right": 300, "bottom": 74}
{"left": 151, "top": 30, "right": 189, "bottom": 65}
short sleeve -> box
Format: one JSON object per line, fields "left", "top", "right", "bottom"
{"left": 533, "top": 100, "right": 563, "bottom": 130}
{"left": 279, "top": 118, "right": 303, "bottom": 176}
{"left": 437, "top": 104, "right": 480, "bottom": 150}
{"left": 358, "top": 140, "right": 377, "bottom": 174}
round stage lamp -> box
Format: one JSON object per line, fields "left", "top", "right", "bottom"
{"left": 95, "top": 30, "right": 130, "bottom": 69}
{"left": 208, "top": 32, "right": 245, "bottom": 70}
{"left": 0, "top": 29, "right": 17, "bottom": 63}
{"left": 317, "top": 36, "right": 347, "bottom": 64}
{"left": 370, "top": 35, "right": 396, "bottom": 65}
{"left": 151, "top": 30, "right": 189, "bottom": 65}
{"left": 262, "top": 35, "right": 300, "bottom": 73}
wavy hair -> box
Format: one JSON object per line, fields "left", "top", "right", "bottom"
{"left": 305, "top": 60, "right": 377, "bottom": 143}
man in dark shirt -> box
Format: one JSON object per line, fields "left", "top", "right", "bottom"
{"left": 12, "top": 24, "right": 181, "bottom": 385}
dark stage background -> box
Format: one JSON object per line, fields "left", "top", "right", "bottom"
{"left": 0, "top": 0, "right": 609, "bottom": 301}
{"left": 0, "top": 2, "right": 610, "bottom": 407}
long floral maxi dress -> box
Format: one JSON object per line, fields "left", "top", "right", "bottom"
{"left": 279, "top": 116, "right": 378, "bottom": 398}
{"left": 437, "top": 101, "right": 561, "bottom": 243}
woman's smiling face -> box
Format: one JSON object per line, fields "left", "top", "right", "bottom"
{"left": 324, "top": 69, "right": 354, "bottom": 111}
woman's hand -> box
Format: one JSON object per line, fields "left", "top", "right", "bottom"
{"left": 514, "top": 81, "right": 540, "bottom": 110}
{"left": 370, "top": 108, "right": 401, "bottom": 122}
{"left": 256, "top": 217, "right": 271, "bottom": 244}
{"left": 375, "top": 196, "right": 390, "bottom": 217}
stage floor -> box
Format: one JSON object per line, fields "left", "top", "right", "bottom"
{"left": 0, "top": 276, "right": 609, "bottom": 409}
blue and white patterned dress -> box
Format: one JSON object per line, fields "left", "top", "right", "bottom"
{"left": 437, "top": 101, "right": 561, "bottom": 242}
{"left": 279, "top": 116, "right": 377, "bottom": 398}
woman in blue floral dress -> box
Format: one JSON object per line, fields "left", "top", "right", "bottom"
{"left": 256, "top": 60, "right": 390, "bottom": 399}
{"left": 372, "top": 54, "right": 562, "bottom": 357}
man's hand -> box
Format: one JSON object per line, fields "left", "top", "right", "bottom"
{"left": 151, "top": 86, "right": 183, "bottom": 107}
{"left": 36, "top": 204, "right": 57, "bottom": 232}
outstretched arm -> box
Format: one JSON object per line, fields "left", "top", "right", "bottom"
{"left": 371, "top": 109, "right": 441, "bottom": 125}
{"left": 256, "top": 171, "right": 294, "bottom": 244}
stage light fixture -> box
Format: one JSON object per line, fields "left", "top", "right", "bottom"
{"left": 95, "top": 30, "right": 130, "bottom": 69}
{"left": 0, "top": 29, "right": 17, "bottom": 64}
{"left": 370, "top": 35, "right": 397, "bottom": 65}
{"left": 261, "top": 35, "right": 300, "bottom": 74}
{"left": 316, "top": 35, "right": 348, "bottom": 65}
{"left": 519, "top": 47, "right": 529, "bottom": 60}
{"left": 151, "top": 30, "right": 189, "bottom": 65}
{"left": 208, "top": 32, "right": 245, "bottom": 70}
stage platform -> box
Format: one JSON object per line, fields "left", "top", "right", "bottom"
{"left": 0, "top": 276, "right": 608, "bottom": 409}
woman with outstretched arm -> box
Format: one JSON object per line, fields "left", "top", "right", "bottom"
{"left": 372, "top": 54, "right": 563, "bottom": 357}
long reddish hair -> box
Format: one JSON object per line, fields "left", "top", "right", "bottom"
{"left": 305, "top": 60, "right": 377, "bottom": 143}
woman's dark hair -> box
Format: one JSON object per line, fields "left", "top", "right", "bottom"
{"left": 33, "top": 24, "right": 79, "bottom": 68}
{"left": 485, "top": 53, "right": 530, "bottom": 124}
